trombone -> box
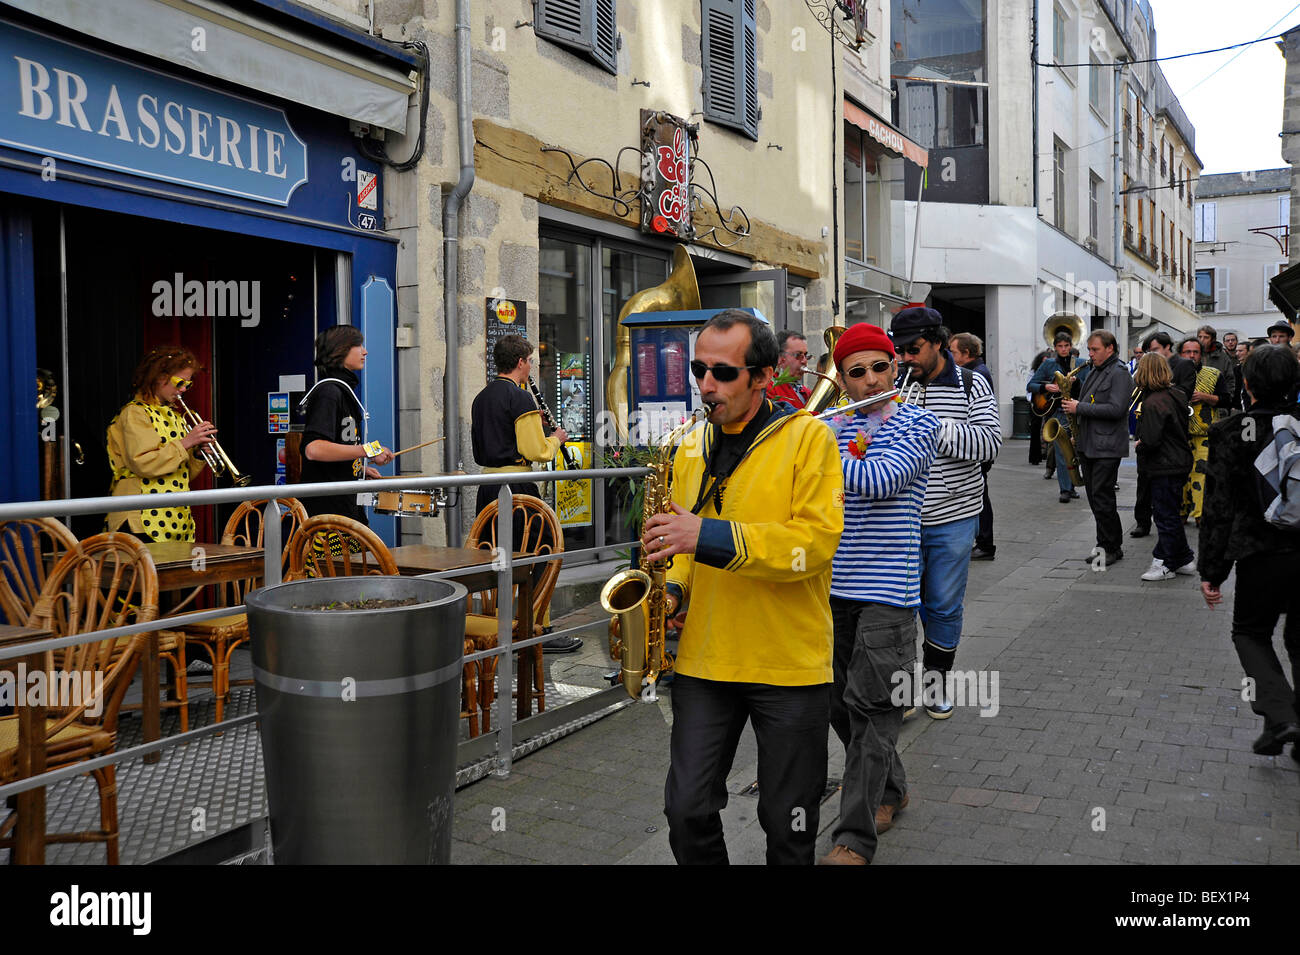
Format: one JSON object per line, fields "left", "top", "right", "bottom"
{"left": 173, "top": 392, "right": 251, "bottom": 486}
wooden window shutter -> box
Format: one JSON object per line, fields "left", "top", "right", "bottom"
{"left": 535, "top": 0, "right": 618, "bottom": 75}
{"left": 702, "top": 0, "right": 759, "bottom": 140}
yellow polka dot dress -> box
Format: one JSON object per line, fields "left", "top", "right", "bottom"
{"left": 105, "top": 398, "right": 206, "bottom": 542}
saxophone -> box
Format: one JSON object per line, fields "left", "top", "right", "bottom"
{"left": 600, "top": 404, "right": 713, "bottom": 701}
{"left": 1040, "top": 365, "right": 1085, "bottom": 487}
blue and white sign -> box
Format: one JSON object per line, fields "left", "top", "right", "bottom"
{"left": 0, "top": 22, "right": 308, "bottom": 206}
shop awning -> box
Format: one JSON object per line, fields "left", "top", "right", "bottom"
{"left": 1269, "top": 260, "right": 1300, "bottom": 321}
{"left": 5, "top": 0, "right": 417, "bottom": 133}
{"left": 844, "top": 98, "right": 928, "bottom": 169}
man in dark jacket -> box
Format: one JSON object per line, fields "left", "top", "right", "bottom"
{"left": 1199, "top": 345, "right": 1300, "bottom": 760}
{"left": 1063, "top": 330, "right": 1132, "bottom": 564}
{"left": 1028, "top": 332, "right": 1089, "bottom": 503}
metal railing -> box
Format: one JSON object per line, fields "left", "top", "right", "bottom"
{"left": 0, "top": 467, "right": 650, "bottom": 814}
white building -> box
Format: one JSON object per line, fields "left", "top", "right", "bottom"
{"left": 886, "top": 0, "right": 1198, "bottom": 433}
{"left": 1196, "top": 170, "right": 1292, "bottom": 341}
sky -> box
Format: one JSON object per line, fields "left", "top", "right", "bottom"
{"left": 1147, "top": 0, "right": 1298, "bottom": 175}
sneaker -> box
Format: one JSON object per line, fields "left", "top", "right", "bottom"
{"left": 542, "top": 636, "right": 583, "bottom": 653}
{"left": 818, "top": 844, "right": 868, "bottom": 866}
{"left": 875, "top": 793, "right": 910, "bottom": 834}
{"left": 1140, "top": 559, "right": 1175, "bottom": 581}
{"left": 1171, "top": 560, "right": 1196, "bottom": 576}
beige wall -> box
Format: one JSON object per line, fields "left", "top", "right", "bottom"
{"left": 371, "top": 0, "right": 837, "bottom": 542}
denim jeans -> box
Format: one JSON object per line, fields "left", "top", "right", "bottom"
{"left": 1053, "top": 442, "right": 1075, "bottom": 494}
{"left": 1150, "top": 474, "right": 1193, "bottom": 570}
{"left": 829, "top": 599, "right": 913, "bottom": 862}
{"left": 918, "top": 515, "right": 978, "bottom": 653}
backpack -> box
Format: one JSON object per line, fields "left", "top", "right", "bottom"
{"left": 1253, "top": 414, "right": 1300, "bottom": 531}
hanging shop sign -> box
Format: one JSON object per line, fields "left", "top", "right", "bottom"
{"left": 639, "top": 110, "right": 696, "bottom": 240}
{"left": 0, "top": 21, "right": 309, "bottom": 205}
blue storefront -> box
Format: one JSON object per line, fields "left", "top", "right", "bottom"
{"left": 0, "top": 1, "right": 419, "bottom": 544}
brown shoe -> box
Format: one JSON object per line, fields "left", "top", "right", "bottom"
{"left": 875, "top": 793, "right": 911, "bottom": 834}
{"left": 818, "top": 844, "right": 867, "bottom": 865}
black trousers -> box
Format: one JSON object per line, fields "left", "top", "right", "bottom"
{"left": 1079, "top": 454, "right": 1122, "bottom": 554}
{"left": 975, "top": 461, "right": 994, "bottom": 551}
{"left": 664, "top": 674, "right": 829, "bottom": 865}
{"left": 1133, "top": 463, "right": 1151, "bottom": 530}
{"left": 1231, "top": 554, "right": 1300, "bottom": 729}
{"left": 829, "top": 598, "right": 911, "bottom": 862}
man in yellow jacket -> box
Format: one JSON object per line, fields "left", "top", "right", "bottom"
{"left": 642, "top": 309, "right": 844, "bottom": 864}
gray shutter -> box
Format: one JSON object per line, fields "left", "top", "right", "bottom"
{"left": 702, "top": 0, "right": 758, "bottom": 140}
{"left": 535, "top": 0, "right": 618, "bottom": 75}
{"left": 592, "top": 0, "right": 618, "bottom": 73}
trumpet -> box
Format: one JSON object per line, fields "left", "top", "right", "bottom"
{"left": 173, "top": 393, "right": 251, "bottom": 486}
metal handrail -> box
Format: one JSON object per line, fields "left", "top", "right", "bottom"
{"left": 0, "top": 467, "right": 652, "bottom": 810}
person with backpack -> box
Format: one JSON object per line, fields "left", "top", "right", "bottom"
{"left": 1199, "top": 345, "right": 1300, "bottom": 760}
{"left": 890, "top": 307, "right": 1002, "bottom": 718}
{"left": 1132, "top": 353, "right": 1194, "bottom": 581}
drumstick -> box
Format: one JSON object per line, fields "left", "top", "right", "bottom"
{"left": 390, "top": 437, "right": 445, "bottom": 458}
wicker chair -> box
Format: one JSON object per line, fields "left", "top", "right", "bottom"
{"left": 171, "top": 498, "right": 307, "bottom": 725}
{"left": 0, "top": 534, "right": 157, "bottom": 864}
{"left": 285, "top": 514, "right": 398, "bottom": 580}
{"left": 0, "top": 518, "right": 80, "bottom": 626}
{"left": 464, "top": 495, "right": 563, "bottom": 734}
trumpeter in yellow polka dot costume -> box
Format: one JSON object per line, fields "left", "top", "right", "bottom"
{"left": 105, "top": 346, "right": 216, "bottom": 543}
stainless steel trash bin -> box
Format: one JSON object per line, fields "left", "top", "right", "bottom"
{"left": 246, "top": 575, "right": 467, "bottom": 864}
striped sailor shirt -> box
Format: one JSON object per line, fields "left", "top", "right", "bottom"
{"left": 904, "top": 355, "right": 1002, "bottom": 526}
{"left": 828, "top": 402, "right": 940, "bottom": 608}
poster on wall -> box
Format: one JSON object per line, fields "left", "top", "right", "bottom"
{"left": 558, "top": 352, "right": 587, "bottom": 438}
{"left": 555, "top": 441, "right": 593, "bottom": 528}
{"left": 485, "top": 297, "right": 528, "bottom": 383}
{"left": 636, "top": 343, "right": 659, "bottom": 398}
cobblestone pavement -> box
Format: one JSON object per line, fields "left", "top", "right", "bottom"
{"left": 452, "top": 446, "right": 1300, "bottom": 864}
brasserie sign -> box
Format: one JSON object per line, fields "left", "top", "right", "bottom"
{"left": 640, "top": 110, "right": 697, "bottom": 240}
{"left": 0, "top": 21, "right": 308, "bottom": 206}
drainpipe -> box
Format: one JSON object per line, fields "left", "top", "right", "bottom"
{"left": 1113, "top": 58, "right": 1127, "bottom": 349}
{"left": 443, "top": 0, "right": 474, "bottom": 545}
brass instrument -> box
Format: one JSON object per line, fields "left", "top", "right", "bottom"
{"left": 813, "top": 388, "right": 901, "bottom": 419}
{"left": 606, "top": 245, "right": 701, "bottom": 442}
{"left": 1039, "top": 365, "right": 1085, "bottom": 487}
{"left": 802, "top": 325, "right": 847, "bottom": 415}
{"left": 897, "top": 366, "right": 923, "bottom": 404}
{"left": 600, "top": 404, "right": 712, "bottom": 700}
{"left": 1043, "top": 311, "right": 1086, "bottom": 350}
{"left": 173, "top": 392, "right": 251, "bottom": 486}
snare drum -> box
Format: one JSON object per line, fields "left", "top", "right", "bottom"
{"left": 371, "top": 489, "right": 441, "bottom": 517}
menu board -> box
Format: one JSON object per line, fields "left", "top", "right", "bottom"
{"left": 484, "top": 297, "right": 528, "bottom": 383}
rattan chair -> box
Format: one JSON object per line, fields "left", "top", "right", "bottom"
{"left": 172, "top": 498, "right": 307, "bottom": 724}
{"left": 285, "top": 514, "right": 398, "bottom": 580}
{"left": 0, "top": 518, "right": 80, "bottom": 626}
{"left": 0, "top": 534, "right": 158, "bottom": 864}
{"left": 464, "top": 495, "right": 563, "bottom": 734}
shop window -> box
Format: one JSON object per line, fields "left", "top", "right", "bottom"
{"left": 844, "top": 128, "right": 865, "bottom": 262}
{"left": 701, "top": 0, "right": 759, "bottom": 140}
{"left": 534, "top": 0, "right": 618, "bottom": 74}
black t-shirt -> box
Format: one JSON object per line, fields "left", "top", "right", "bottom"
{"left": 300, "top": 371, "right": 367, "bottom": 521}
{"left": 471, "top": 377, "right": 537, "bottom": 467}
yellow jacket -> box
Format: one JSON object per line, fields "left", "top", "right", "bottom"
{"left": 105, "top": 399, "right": 206, "bottom": 539}
{"left": 665, "top": 402, "right": 843, "bottom": 685}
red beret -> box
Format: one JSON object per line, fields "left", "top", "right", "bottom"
{"left": 833, "top": 322, "right": 895, "bottom": 368}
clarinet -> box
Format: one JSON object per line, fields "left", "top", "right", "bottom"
{"left": 529, "top": 378, "right": 579, "bottom": 470}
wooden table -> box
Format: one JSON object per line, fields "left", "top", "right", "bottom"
{"left": 139, "top": 542, "right": 264, "bottom": 761}
{"left": 1, "top": 624, "right": 53, "bottom": 865}
{"left": 387, "top": 546, "right": 540, "bottom": 719}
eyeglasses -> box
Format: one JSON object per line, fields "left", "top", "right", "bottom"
{"left": 690, "top": 360, "right": 759, "bottom": 382}
{"left": 785, "top": 350, "right": 810, "bottom": 361}
{"left": 170, "top": 375, "right": 193, "bottom": 390}
{"left": 845, "top": 360, "right": 894, "bottom": 379}
{"left": 902, "top": 343, "right": 924, "bottom": 356}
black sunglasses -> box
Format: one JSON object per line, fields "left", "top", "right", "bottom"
{"left": 902, "top": 343, "right": 925, "bottom": 356}
{"left": 690, "top": 360, "right": 759, "bottom": 383}
{"left": 845, "top": 360, "right": 894, "bottom": 379}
